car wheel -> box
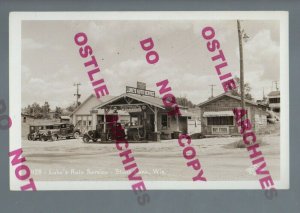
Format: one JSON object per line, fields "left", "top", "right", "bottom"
{"left": 73, "top": 132, "right": 80, "bottom": 139}
{"left": 27, "top": 134, "right": 32, "bottom": 140}
{"left": 41, "top": 135, "right": 48, "bottom": 141}
{"left": 83, "top": 135, "right": 90, "bottom": 143}
{"left": 133, "top": 133, "right": 139, "bottom": 141}
{"left": 52, "top": 134, "right": 59, "bottom": 141}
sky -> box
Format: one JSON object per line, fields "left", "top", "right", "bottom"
{"left": 21, "top": 20, "right": 280, "bottom": 109}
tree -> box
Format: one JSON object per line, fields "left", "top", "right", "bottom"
{"left": 230, "top": 76, "right": 253, "bottom": 100}
{"left": 54, "top": 106, "right": 63, "bottom": 119}
{"left": 30, "top": 102, "right": 43, "bottom": 118}
{"left": 42, "top": 101, "right": 51, "bottom": 119}
{"left": 176, "top": 96, "right": 196, "bottom": 108}
{"left": 66, "top": 102, "right": 79, "bottom": 113}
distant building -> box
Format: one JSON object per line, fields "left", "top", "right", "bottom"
{"left": 60, "top": 116, "right": 71, "bottom": 123}
{"left": 21, "top": 113, "right": 35, "bottom": 123}
{"left": 267, "top": 91, "right": 280, "bottom": 113}
{"left": 198, "top": 93, "right": 268, "bottom": 136}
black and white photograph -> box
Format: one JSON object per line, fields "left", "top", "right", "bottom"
{"left": 9, "top": 12, "right": 289, "bottom": 190}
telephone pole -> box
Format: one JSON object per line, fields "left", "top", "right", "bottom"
{"left": 209, "top": 84, "right": 216, "bottom": 98}
{"left": 74, "top": 83, "right": 81, "bottom": 107}
{"left": 237, "top": 20, "right": 245, "bottom": 110}
{"left": 273, "top": 81, "right": 279, "bottom": 91}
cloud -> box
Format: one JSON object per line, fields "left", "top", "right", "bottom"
{"left": 243, "top": 29, "right": 279, "bottom": 80}
{"left": 22, "top": 38, "right": 46, "bottom": 49}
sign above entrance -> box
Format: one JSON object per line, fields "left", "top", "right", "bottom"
{"left": 126, "top": 86, "right": 155, "bottom": 97}
{"left": 121, "top": 105, "right": 142, "bottom": 113}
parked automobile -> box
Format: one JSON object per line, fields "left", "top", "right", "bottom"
{"left": 27, "top": 125, "right": 44, "bottom": 141}
{"left": 126, "top": 125, "right": 145, "bottom": 141}
{"left": 27, "top": 123, "right": 80, "bottom": 141}
{"left": 27, "top": 124, "right": 55, "bottom": 141}
{"left": 50, "top": 123, "right": 81, "bottom": 141}
{"left": 82, "top": 122, "right": 125, "bottom": 143}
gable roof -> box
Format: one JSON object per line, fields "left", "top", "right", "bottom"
{"left": 70, "top": 94, "right": 115, "bottom": 116}
{"left": 197, "top": 92, "right": 258, "bottom": 107}
{"left": 95, "top": 93, "right": 166, "bottom": 109}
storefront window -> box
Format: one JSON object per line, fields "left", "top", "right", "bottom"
{"left": 207, "top": 116, "right": 233, "bottom": 125}
{"left": 161, "top": 114, "right": 168, "bottom": 129}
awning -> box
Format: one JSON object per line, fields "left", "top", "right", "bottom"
{"left": 203, "top": 111, "right": 234, "bottom": 117}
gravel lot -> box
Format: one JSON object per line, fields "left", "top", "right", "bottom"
{"left": 21, "top": 132, "right": 280, "bottom": 182}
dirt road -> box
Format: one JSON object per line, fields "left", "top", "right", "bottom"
{"left": 22, "top": 134, "right": 280, "bottom": 181}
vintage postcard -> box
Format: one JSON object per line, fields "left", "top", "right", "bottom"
{"left": 9, "top": 12, "right": 289, "bottom": 191}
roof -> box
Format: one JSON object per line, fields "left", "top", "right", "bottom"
{"left": 197, "top": 92, "right": 259, "bottom": 107}
{"left": 70, "top": 94, "right": 115, "bottom": 116}
{"left": 95, "top": 93, "right": 167, "bottom": 109}
{"left": 21, "top": 113, "right": 35, "bottom": 118}
{"left": 268, "top": 91, "right": 280, "bottom": 97}
{"left": 180, "top": 110, "right": 198, "bottom": 117}
{"left": 203, "top": 111, "right": 234, "bottom": 117}
{"left": 60, "top": 116, "right": 70, "bottom": 119}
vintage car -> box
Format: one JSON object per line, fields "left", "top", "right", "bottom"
{"left": 27, "top": 123, "right": 81, "bottom": 141}
{"left": 27, "top": 125, "right": 43, "bottom": 141}
{"left": 82, "top": 122, "right": 125, "bottom": 143}
{"left": 50, "top": 123, "right": 81, "bottom": 141}
{"left": 125, "top": 125, "right": 145, "bottom": 141}
{"left": 27, "top": 124, "right": 54, "bottom": 141}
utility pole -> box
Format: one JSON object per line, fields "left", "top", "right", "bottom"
{"left": 74, "top": 83, "right": 81, "bottom": 107}
{"left": 209, "top": 84, "right": 216, "bottom": 98}
{"left": 237, "top": 20, "right": 245, "bottom": 111}
{"left": 273, "top": 81, "right": 279, "bottom": 91}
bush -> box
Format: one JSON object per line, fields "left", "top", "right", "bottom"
{"left": 223, "top": 137, "right": 267, "bottom": 149}
{"left": 190, "top": 133, "right": 205, "bottom": 139}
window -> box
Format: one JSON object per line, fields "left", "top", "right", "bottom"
{"left": 161, "top": 114, "right": 168, "bottom": 128}
{"left": 83, "top": 121, "right": 87, "bottom": 126}
{"left": 269, "top": 98, "right": 280, "bottom": 103}
{"left": 207, "top": 116, "right": 234, "bottom": 125}
{"left": 46, "top": 125, "right": 54, "bottom": 129}
{"left": 88, "top": 121, "right": 92, "bottom": 126}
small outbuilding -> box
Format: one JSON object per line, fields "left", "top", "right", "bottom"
{"left": 198, "top": 93, "right": 268, "bottom": 136}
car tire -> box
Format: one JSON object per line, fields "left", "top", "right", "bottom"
{"left": 83, "top": 135, "right": 90, "bottom": 143}
{"left": 133, "top": 133, "right": 139, "bottom": 141}
{"left": 27, "top": 134, "right": 32, "bottom": 140}
{"left": 52, "top": 134, "right": 59, "bottom": 141}
{"left": 41, "top": 135, "right": 48, "bottom": 141}
{"left": 73, "top": 132, "right": 80, "bottom": 139}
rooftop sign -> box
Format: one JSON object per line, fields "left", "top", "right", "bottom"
{"left": 126, "top": 86, "right": 155, "bottom": 97}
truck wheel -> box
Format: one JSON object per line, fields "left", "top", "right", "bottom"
{"left": 83, "top": 135, "right": 90, "bottom": 143}
{"left": 73, "top": 132, "right": 80, "bottom": 139}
